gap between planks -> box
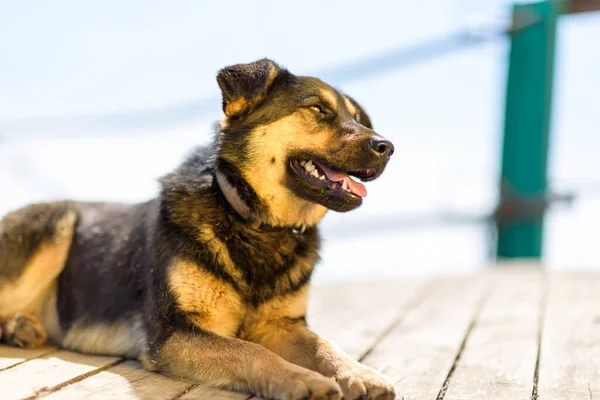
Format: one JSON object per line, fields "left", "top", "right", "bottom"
{"left": 360, "top": 272, "right": 491, "bottom": 399}
{"left": 435, "top": 274, "right": 490, "bottom": 400}
{"left": 0, "top": 350, "right": 123, "bottom": 400}
{"left": 25, "top": 358, "right": 125, "bottom": 399}
{"left": 436, "top": 312, "right": 481, "bottom": 399}
{"left": 530, "top": 270, "right": 549, "bottom": 400}
{"left": 439, "top": 267, "right": 547, "bottom": 400}
{"left": 41, "top": 360, "right": 192, "bottom": 400}
{"left": 0, "top": 346, "right": 58, "bottom": 372}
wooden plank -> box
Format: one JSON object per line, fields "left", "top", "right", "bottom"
{"left": 0, "top": 345, "right": 56, "bottom": 370}
{"left": 537, "top": 271, "right": 600, "bottom": 399}
{"left": 308, "top": 279, "right": 429, "bottom": 359}
{"left": 179, "top": 385, "right": 250, "bottom": 400}
{"left": 42, "top": 360, "right": 191, "bottom": 400}
{"left": 360, "top": 275, "right": 487, "bottom": 400}
{"left": 8, "top": 272, "right": 591, "bottom": 400}
{"left": 443, "top": 267, "right": 542, "bottom": 399}
{"left": 0, "top": 350, "right": 120, "bottom": 400}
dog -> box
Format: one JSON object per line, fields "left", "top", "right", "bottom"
{"left": 0, "top": 59, "right": 395, "bottom": 400}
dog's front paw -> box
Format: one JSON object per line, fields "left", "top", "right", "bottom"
{"left": 333, "top": 364, "right": 396, "bottom": 400}
{"left": 272, "top": 368, "right": 342, "bottom": 400}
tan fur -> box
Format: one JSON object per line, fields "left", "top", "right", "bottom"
{"left": 241, "top": 286, "right": 355, "bottom": 377}
{"left": 61, "top": 314, "right": 147, "bottom": 358}
{"left": 152, "top": 331, "right": 251, "bottom": 388}
{"left": 319, "top": 88, "right": 339, "bottom": 111}
{"left": 149, "top": 330, "right": 341, "bottom": 399}
{"left": 241, "top": 285, "right": 308, "bottom": 344}
{"left": 343, "top": 96, "right": 357, "bottom": 117}
{"left": 225, "top": 96, "right": 248, "bottom": 117}
{"left": 236, "top": 113, "right": 331, "bottom": 227}
{"left": 239, "top": 286, "right": 394, "bottom": 398}
{"left": 1, "top": 313, "right": 47, "bottom": 348}
{"left": 35, "top": 282, "right": 63, "bottom": 344}
{"left": 196, "top": 225, "right": 246, "bottom": 288}
{"left": 168, "top": 258, "right": 245, "bottom": 337}
{"left": 242, "top": 286, "right": 314, "bottom": 368}
{"left": 0, "top": 211, "right": 75, "bottom": 324}
{"left": 249, "top": 318, "right": 392, "bottom": 399}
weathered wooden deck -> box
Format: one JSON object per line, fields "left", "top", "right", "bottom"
{"left": 1, "top": 267, "right": 599, "bottom": 399}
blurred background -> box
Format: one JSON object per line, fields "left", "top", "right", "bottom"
{"left": 0, "top": 0, "right": 598, "bottom": 285}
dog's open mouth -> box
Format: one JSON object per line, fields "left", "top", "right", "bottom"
{"left": 291, "top": 159, "right": 375, "bottom": 198}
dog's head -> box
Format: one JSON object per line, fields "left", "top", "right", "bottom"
{"left": 216, "top": 59, "right": 394, "bottom": 227}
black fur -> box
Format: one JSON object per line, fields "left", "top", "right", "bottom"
{"left": 57, "top": 201, "right": 153, "bottom": 331}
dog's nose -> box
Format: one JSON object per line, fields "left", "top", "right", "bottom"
{"left": 368, "top": 137, "right": 394, "bottom": 157}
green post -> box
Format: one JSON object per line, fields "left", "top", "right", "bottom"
{"left": 496, "top": 1, "right": 561, "bottom": 259}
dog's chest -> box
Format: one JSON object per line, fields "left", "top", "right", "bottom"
{"left": 168, "top": 259, "right": 246, "bottom": 337}
{"left": 167, "top": 244, "right": 317, "bottom": 337}
{"left": 222, "top": 229, "right": 319, "bottom": 302}
{"left": 166, "top": 224, "right": 319, "bottom": 336}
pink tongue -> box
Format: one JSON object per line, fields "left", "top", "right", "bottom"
{"left": 314, "top": 162, "right": 367, "bottom": 198}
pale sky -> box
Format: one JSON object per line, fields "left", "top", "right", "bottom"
{"left": 0, "top": 1, "right": 599, "bottom": 281}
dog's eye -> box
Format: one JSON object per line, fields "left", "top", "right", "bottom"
{"left": 309, "top": 105, "right": 325, "bottom": 114}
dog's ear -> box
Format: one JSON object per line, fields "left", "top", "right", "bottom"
{"left": 344, "top": 95, "right": 373, "bottom": 129}
{"left": 217, "top": 59, "right": 281, "bottom": 118}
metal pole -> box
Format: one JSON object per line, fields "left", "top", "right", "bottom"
{"left": 496, "top": 1, "right": 561, "bottom": 259}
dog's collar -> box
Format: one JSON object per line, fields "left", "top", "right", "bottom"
{"left": 215, "top": 171, "right": 306, "bottom": 234}
{"left": 216, "top": 171, "right": 253, "bottom": 221}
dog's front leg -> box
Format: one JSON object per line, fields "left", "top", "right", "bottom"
{"left": 145, "top": 330, "right": 342, "bottom": 400}
{"left": 248, "top": 319, "right": 396, "bottom": 400}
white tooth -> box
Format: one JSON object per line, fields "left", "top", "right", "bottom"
{"left": 310, "top": 169, "right": 319, "bottom": 178}
{"left": 341, "top": 179, "right": 348, "bottom": 191}
{"left": 306, "top": 164, "right": 315, "bottom": 172}
{"left": 319, "top": 175, "right": 325, "bottom": 180}
{"left": 300, "top": 160, "right": 306, "bottom": 166}
{"left": 346, "top": 188, "right": 351, "bottom": 192}
{"left": 305, "top": 160, "right": 313, "bottom": 169}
